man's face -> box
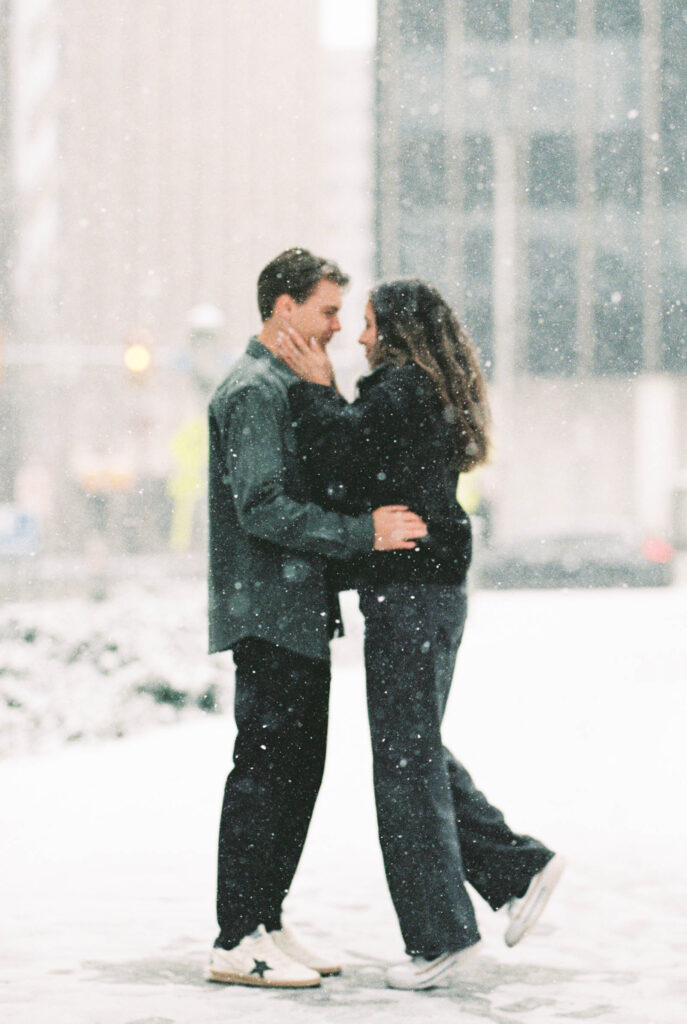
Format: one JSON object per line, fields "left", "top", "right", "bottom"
{"left": 281, "top": 279, "right": 343, "bottom": 349}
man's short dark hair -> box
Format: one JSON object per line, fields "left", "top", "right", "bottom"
{"left": 257, "top": 248, "right": 349, "bottom": 322}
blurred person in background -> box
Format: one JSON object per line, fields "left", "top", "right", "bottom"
{"left": 206, "top": 249, "right": 427, "bottom": 988}
{"left": 279, "top": 278, "right": 565, "bottom": 991}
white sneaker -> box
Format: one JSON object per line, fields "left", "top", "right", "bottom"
{"left": 504, "top": 853, "right": 566, "bottom": 947}
{"left": 270, "top": 926, "right": 342, "bottom": 976}
{"left": 385, "top": 941, "right": 481, "bottom": 990}
{"left": 208, "top": 925, "right": 321, "bottom": 988}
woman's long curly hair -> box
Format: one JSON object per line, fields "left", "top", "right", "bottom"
{"left": 368, "top": 279, "right": 491, "bottom": 472}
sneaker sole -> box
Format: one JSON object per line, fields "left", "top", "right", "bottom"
{"left": 505, "top": 854, "right": 566, "bottom": 947}
{"left": 207, "top": 969, "right": 321, "bottom": 988}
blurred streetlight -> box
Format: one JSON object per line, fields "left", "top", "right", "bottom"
{"left": 123, "top": 328, "right": 154, "bottom": 381}
{"left": 187, "top": 303, "right": 225, "bottom": 396}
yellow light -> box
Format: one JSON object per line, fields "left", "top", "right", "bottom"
{"left": 124, "top": 342, "right": 152, "bottom": 374}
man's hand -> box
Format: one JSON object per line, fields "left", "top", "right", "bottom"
{"left": 276, "top": 324, "right": 334, "bottom": 387}
{"left": 372, "top": 505, "right": 427, "bottom": 550}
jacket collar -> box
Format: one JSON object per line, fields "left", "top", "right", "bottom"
{"left": 246, "top": 335, "right": 300, "bottom": 383}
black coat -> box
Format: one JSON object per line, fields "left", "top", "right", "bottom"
{"left": 288, "top": 362, "right": 472, "bottom": 589}
{"left": 208, "top": 338, "right": 374, "bottom": 661}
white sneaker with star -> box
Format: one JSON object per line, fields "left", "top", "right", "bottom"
{"left": 505, "top": 853, "right": 566, "bottom": 947}
{"left": 270, "top": 926, "right": 342, "bottom": 976}
{"left": 208, "top": 925, "right": 321, "bottom": 988}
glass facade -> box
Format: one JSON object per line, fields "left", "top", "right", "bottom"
{"left": 464, "top": 2, "right": 511, "bottom": 42}
{"left": 528, "top": 134, "right": 577, "bottom": 207}
{"left": 527, "top": 239, "right": 577, "bottom": 376}
{"left": 385, "top": 2, "right": 448, "bottom": 290}
{"left": 376, "top": 0, "right": 687, "bottom": 378}
{"left": 595, "top": 0, "right": 642, "bottom": 37}
{"left": 660, "top": 1, "right": 687, "bottom": 372}
{"left": 530, "top": 0, "right": 577, "bottom": 39}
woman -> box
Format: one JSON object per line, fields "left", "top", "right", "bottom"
{"left": 278, "top": 279, "right": 564, "bottom": 989}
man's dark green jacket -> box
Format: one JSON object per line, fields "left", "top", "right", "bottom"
{"left": 208, "top": 337, "right": 374, "bottom": 662}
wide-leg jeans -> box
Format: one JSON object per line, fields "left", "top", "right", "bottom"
{"left": 215, "top": 638, "right": 330, "bottom": 950}
{"left": 359, "top": 582, "right": 553, "bottom": 958}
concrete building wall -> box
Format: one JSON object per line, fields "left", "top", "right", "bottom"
{"left": 321, "top": 45, "right": 375, "bottom": 397}
{"left": 489, "top": 373, "right": 687, "bottom": 543}
{"left": 56, "top": 0, "right": 327, "bottom": 360}
{"left": 490, "top": 378, "right": 636, "bottom": 541}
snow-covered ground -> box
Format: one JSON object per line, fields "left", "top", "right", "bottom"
{"left": 1, "top": 577, "right": 686, "bottom": 1023}
{"left": 0, "top": 573, "right": 232, "bottom": 757}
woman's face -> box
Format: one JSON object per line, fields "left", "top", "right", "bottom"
{"left": 358, "top": 301, "right": 377, "bottom": 364}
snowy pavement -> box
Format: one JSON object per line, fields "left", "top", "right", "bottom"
{"left": 2, "top": 582, "right": 686, "bottom": 1023}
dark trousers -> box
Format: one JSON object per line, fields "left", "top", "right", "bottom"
{"left": 215, "top": 638, "right": 330, "bottom": 949}
{"left": 359, "top": 582, "right": 553, "bottom": 959}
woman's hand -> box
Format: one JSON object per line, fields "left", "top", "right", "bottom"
{"left": 276, "top": 324, "right": 335, "bottom": 387}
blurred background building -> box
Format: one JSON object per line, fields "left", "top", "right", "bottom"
{"left": 320, "top": 0, "right": 376, "bottom": 392}
{"left": 1, "top": 0, "right": 370, "bottom": 555}
{"left": 1, "top": 0, "right": 686, "bottom": 561}
{"left": 376, "top": 0, "right": 687, "bottom": 544}
{"left": 0, "top": 0, "right": 17, "bottom": 506}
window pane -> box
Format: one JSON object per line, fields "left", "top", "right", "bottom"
{"left": 399, "top": 0, "right": 445, "bottom": 47}
{"left": 527, "top": 240, "right": 577, "bottom": 376}
{"left": 593, "top": 253, "right": 643, "bottom": 374}
{"left": 661, "top": 256, "right": 687, "bottom": 373}
{"left": 398, "top": 128, "right": 445, "bottom": 207}
{"left": 464, "top": 229, "right": 493, "bottom": 299}
{"left": 530, "top": 0, "right": 576, "bottom": 39}
{"left": 594, "top": 131, "right": 642, "bottom": 206}
{"left": 529, "top": 134, "right": 577, "bottom": 206}
{"left": 661, "top": 298, "right": 687, "bottom": 374}
{"left": 662, "top": 16, "right": 687, "bottom": 134}
{"left": 464, "top": 1, "right": 510, "bottom": 41}
{"left": 662, "top": 0, "right": 687, "bottom": 125}
{"left": 398, "top": 129, "right": 447, "bottom": 287}
{"left": 661, "top": 2, "right": 687, "bottom": 204}
{"left": 463, "top": 229, "right": 494, "bottom": 374}
{"left": 463, "top": 304, "right": 494, "bottom": 378}
{"left": 398, "top": 206, "right": 447, "bottom": 287}
{"left": 462, "top": 134, "right": 494, "bottom": 211}
{"left": 595, "top": 0, "right": 642, "bottom": 37}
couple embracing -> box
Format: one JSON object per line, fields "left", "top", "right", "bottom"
{"left": 206, "top": 248, "right": 564, "bottom": 991}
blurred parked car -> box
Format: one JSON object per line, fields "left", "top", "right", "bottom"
{"left": 475, "top": 529, "right": 675, "bottom": 589}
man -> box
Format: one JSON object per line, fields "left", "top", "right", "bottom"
{"left": 207, "top": 248, "right": 426, "bottom": 988}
